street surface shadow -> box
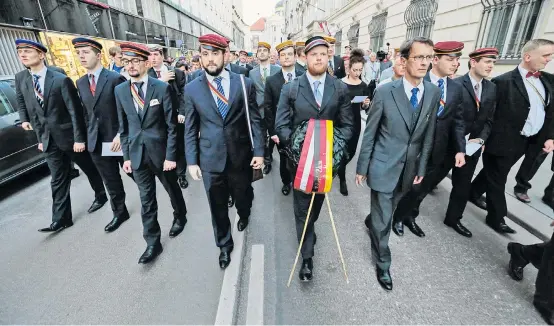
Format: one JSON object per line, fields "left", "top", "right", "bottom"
{"left": 0, "top": 166, "right": 50, "bottom": 202}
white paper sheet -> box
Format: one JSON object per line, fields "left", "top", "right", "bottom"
{"left": 351, "top": 96, "right": 368, "bottom": 104}
{"left": 102, "top": 142, "right": 123, "bottom": 157}
{"left": 466, "top": 142, "right": 482, "bottom": 156}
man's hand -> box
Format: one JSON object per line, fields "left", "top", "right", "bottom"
{"left": 74, "top": 142, "right": 85, "bottom": 153}
{"left": 163, "top": 160, "right": 176, "bottom": 171}
{"left": 123, "top": 160, "right": 132, "bottom": 173}
{"left": 271, "top": 135, "right": 279, "bottom": 144}
{"left": 188, "top": 165, "right": 202, "bottom": 180}
{"left": 178, "top": 114, "right": 185, "bottom": 124}
{"left": 21, "top": 122, "right": 33, "bottom": 130}
{"left": 111, "top": 135, "right": 121, "bottom": 152}
{"left": 413, "top": 176, "right": 424, "bottom": 184}
{"left": 455, "top": 152, "right": 466, "bottom": 168}
{"left": 355, "top": 174, "right": 367, "bottom": 187}
{"left": 160, "top": 70, "right": 175, "bottom": 82}
{"left": 251, "top": 157, "right": 264, "bottom": 169}
{"left": 38, "top": 143, "right": 43, "bottom": 152}
{"left": 543, "top": 139, "right": 554, "bottom": 153}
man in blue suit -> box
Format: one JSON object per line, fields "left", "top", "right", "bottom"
{"left": 184, "top": 34, "right": 264, "bottom": 269}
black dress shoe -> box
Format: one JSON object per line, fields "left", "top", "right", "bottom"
{"left": 88, "top": 197, "right": 108, "bottom": 214}
{"left": 263, "top": 165, "right": 272, "bottom": 175}
{"left": 219, "top": 250, "right": 232, "bottom": 269}
{"left": 299, "top": 258, "right": 313, "bottom": 282}
{"left": 392, "top": 222, "right": 404, "bottom": 236}
{"left": 507, "top": 242, "right": 528, "bottom": 281}
{"left": 364, "top": 214, "right": 371, "bottom": 230}
{"left": 169, "top": 218, "right": 187, "bottom": 237}
{"left": 228, "top": 195, "right": 235, "bottom": 208}
{"left": 178, "top": 176, "right": 189, "bottom": 189}
{"left": 138, "top": 244, "right": 163, "bottom": 264}
{"left": 237, "top": 218, "right": 249, "bottom": 232}
{"left": 376, "top": 267, "right": 393, "bottom": 291}
{"left": 534, "top": 301, "right": 554, "bottom": 325}
{"left": 38, "top": 220, "right": 74, "bottom": 233}
{"left": 281, "top": 183, "right": 292, "bottom": 196}
{"left": 444, "top": 221, "right": 472, "bottom": 238}
{"left": 488, "top": 222, "right": 516, "bottom": 234}
{"left": 69, "top": 168, "right": 80, "bottom": 179}
{"left": 469, "top": 195, "right": 487, "bottom": 210}
{"left": 339, "top": 180, "right": 348, "bottom": 196}
{"left": 104, "top": 215, "right": 130, "bottom": 232}
{"left": 405, "top": 220, "right": 425, "bottom": 237}
{"left": 542, "top": 196, "right": 554, "bottom": 210}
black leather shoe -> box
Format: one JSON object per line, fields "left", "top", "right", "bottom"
{"left": 138, "top": 244, "right": 163, "bottom": 264}
{"left": 507, "top": 242, "right": 528, "bottom": 281}
{"left": 69, "top": 168, "right": 80, "bottom": 179}
{"left": 299, "top": 258, "right": 313, "bottom": 282}
{"left": 219, "top": 250, "right": 232, "bottom": 269}
{"left": 542, "top": 196, "right": 554, "bottom": 210}
{"left": 339, "top": 180, "right": 348, "bottom": 196}
{"left": 263, "top": 165, "right": 272, "bottom": 175}
{"left": 392, "top": 222, "right": 404, "bottom": 236}
{"left": 178, "top": 176, "right": 188, "bottom": 189}
{"left": 444, "top": 221, "right": 472, "bottom": 238}
{"left": 38, "top": 220, "right": 74, "bottom": 233}
{"left": 228, "top": 195, "right": 234, "bottom": 208}
{"left": 469, "top": 195, "right": 487, "bottom": 210}
{"left": 104, "top": 215, "right": 130, "bottom": 233}
{"left": 364, "top": 214, "right": 371, "bottom": 230}
{"left": 488, "top": 222, "right": 516, "bottom": 234}
{"left": 534, "top": 301, "right": 554, "bottom": 325}
{"left": 376, "top": 267, "right": 393, "bottom": 291}
{"left": 88, "top": 197, "right": 108, "bottom": 214}
{"left": 405, "top": 220, "right": 425, "bottom": 237}
{"left": 281, "top": 183, "right": 292, "bottom": 196}
{"left": 237, "top": 218, "right": 249, "bottom": 232}
{"left": 169, "top": 218, "right": 187, "bottom": 237}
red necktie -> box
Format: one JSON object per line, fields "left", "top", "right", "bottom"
{"left": 156, "top": 70, "right": 161, "bottom": 78}
{"left": 526, "top": 71, "right": 541, "bottom": 78}
{"left": 89, "top": 74, "right": 96, "bottom": 96}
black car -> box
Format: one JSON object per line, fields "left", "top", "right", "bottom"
{"left": 0, "top": 75, "right": 46, "bottom": 185}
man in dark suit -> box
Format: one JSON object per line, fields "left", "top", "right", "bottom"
{"left": 275, "top": 36, "right": 354, "bottom": 282}
{"left": 73, "top": 37, "right": 131, "bottom": 233}
{"left": 147, "top": 44, "right": 188, "bottom": 190}
{"left": 237, "top": 50, "right": 254, "bottom": 70}
{"left": 324, "top": 37, "right": 346, "bottom": 79}
{"left": 116, "top": 42, "right": 188, "bottom": 264}
{"left": 356, "top": 37, "right": 440, "bottom": 291}
{"left": 294, "top": 42, "right": 307, "bottom": 74}
{"left": 263, "top": 40, "right": 304, "bottom": 195}
{"left": 15, "top": 39, "right": 107, "bottom": 233}
{"left": 441, "top": 49, "right": 497, "bottom": 236}
{"left": 391, "top": 41, "right": 466, "bottom": 238}
{"left": 184, "top": 34, "right": 264, "bottom": 269}
{"left": 470, "top": 39, "right": 554, "bottom": 234}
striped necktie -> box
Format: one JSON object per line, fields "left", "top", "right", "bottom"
{"left": 32, "top": 74, "right": 44, "bottom": 108}
{"left": 437, "top": 78, "right": 445, "bottom": 116}
{"left": 213, "top": 77, "right": 229, "bottom": 118}
{"left": 327, "top": 61, "right": 334, "bottom": 76}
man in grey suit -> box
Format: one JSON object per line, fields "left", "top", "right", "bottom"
{"left": 356, "top": 37, "right": 440, "bottom": 291}
{"left": 249, "top": 42, "right": 281, "bottom": 111}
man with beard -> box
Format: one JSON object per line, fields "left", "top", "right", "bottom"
{"left": 72, "top": 37, "right": 131, "bottom": 233}
{"left": 295, "top": 41, "right": 307, "bottom": 74}
{"left": 263, "top": 40, "right": 304, "bottom": 194}
{"left": 274, "top": 36, "right": 354, "bottom": 282}
{"left": 323, "top": 37, "right": 346, "bottom": 79}
{"left": 15, "top": 39, "right": 107, "bottom": 233}
{"left": 184, "top": 34, "right": 264, "bottom": 269}
{"left": 116, "top": 42, "right": 188, "bottom": 264}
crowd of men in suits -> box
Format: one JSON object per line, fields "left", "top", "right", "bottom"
{"left": 12, "top": 32, "right": 554, "bottom": 324}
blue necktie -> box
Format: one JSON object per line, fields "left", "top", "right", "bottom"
{"left": 410, "top": 87, "right": 419, "bottom": 110}
{"left": 33, "top": 74, "right": 44, "bottom": 107}
{"left": 437, "top": 79, "right": 445, "bottom": 116}
{"left": 313, "top": 81, "right": 322, "bottom": 107}
{"left": 287, "top": 72, "right": 293, "bottom": 82}
{"left": 213, "top": 76, "right": 229, "bottom": 118}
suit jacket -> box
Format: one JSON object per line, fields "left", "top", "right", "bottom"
{"left": 455, "top": 73, "right": 496, "bottom": 148}
{"left": 249, "top": 64, "right": 281, "bottom": 105}
{"left": 485, "top": 68, "right": 554, "bottom": 156}
{"left": 188, "top": 64, "right": 249, "bottom": 83}
{"left": 148, "top": 66, "right": 186, "bottom": 115}
{"left": 295, "top": 62, "right": 306, "bottom": 75}
{"left": 356, "top": 79, "right": 441, "bottom": 193}
{"left": 263, "top": 68, "right": 305, "bottom": 136}
{"left": 116, "top": 77, "right": 178, "bottom": 171}
{"left": 236, "top": 62, "right": 253, "bottom": 71}
{"left": 47, "top": 65, "right": 66, "bottom": 75}
{"left": 274, "top": 73, "right": 354, "bottom": 150}
{"left": 184, "top": 71, "right": 264, "bottom": 173}
{"left": 423, "top": 73, "right": 466, "bottom": 165}
{"left": 16, "top": 68, "right": 87, "bottom": 152}
{"left": 76, "top": 68, "right": 127, "bottom": 152}
{"left": 332, "top": 55, "right": 346, "bottom": 79}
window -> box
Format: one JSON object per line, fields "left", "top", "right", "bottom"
{"left": 347, "top": 22, "right": 359, "bottom": 49}
{"left": 40, "top": 0, "right": 112, "bottom": 39}
{"left": 107, "top": 0, "right": 138, "bottom": 15}
{"left": 334, "top": 30, "right": 342, "bottom": 55}
{"left": 110, "top": 9, "right": 146, "bottom": 43}
{"left": 141, "top": 0, "right": 162, "bottom": 22}
{"left": 0, "top": 0, "right": 45, "bottom": 29}
{"left": 476, "top": 0, "right": 543, "bottom": 60}
{"left": 404, "top": 0, "right": 437, "bottom": 39}
{"left": 145, "top": 21, "right": 166, "bottom": 46}
{"left": 0, "top": 84, "right": 16, "bottom": 116}
{"left": 369, "top": 12, "right": 387, "bottom": 52}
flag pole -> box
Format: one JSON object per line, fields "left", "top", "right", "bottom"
{"left": 325, "top": 193, "right": 349, "bottom": 283}
{"left": 287, "top": 192, "right": 316, "bottom": 287}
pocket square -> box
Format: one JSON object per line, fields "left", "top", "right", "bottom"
{"left": 150, "top": 99, "right": 160, "bottom": 106}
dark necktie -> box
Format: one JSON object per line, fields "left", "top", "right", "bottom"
{"left": 32, "top": 74, "right": 44, "bottom": 107}
{"left": 156, "top": 70, "right": 161, "bottom": 78}
{"left": 410, "top": 88, "right": 419, "bottom": 110}
{"left": 437, "top": 79, "right": 445, "bottom": 116}
{"left": 287, "top": 73, "right": 293, "bottom": 82}
{"left": 89, "top": 74, "right": 96, "bottom": 96}
{"left": 213, "top": 77, "right": 229, "bottom": 118}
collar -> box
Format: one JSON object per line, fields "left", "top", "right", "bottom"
{"left": 130, "top": 74, "right": 149, "bottom": 85}
{"left": 205, "top": 69, "right": 230, "bottom": 83}
{"left": 518, "top": 64, "right": 538, "bottom": 79}
{"left": 429, "top": 70, "right": 447, "bottom": 85}
{"left": 88, "top": 65, "right": 103, "bottom": 80}
{"left": 154, "top": 64, "right": 169, "bottom": 73}
{"left": 403, "top": 77, "right": 424, "bottom": 93}
{"left": 225, "top": 63, "right": 231, "bottom": 70}
{"left": 297, "top": 60, "right": 306, "bottom": 67}
{"left": 30, "top": 65, "right": 48, "bottom": 78}
{"left": 468, "top": 72, "right": 482, "bottom": 88}
{"left": 282, "top": 68, "right": 295, "bottom": 80}
{"left": 306, "top": 71, "right": 326, "bottom": 86}
{"left": 259, "top": 62, "right": 270, "bottom": 70}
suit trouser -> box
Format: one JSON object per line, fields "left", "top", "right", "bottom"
{"left": 132, "top": 153, "right": 187, "bottom": 246}
{"left": 369, "top": 187, "right": 403, "bottom": 270}
{"left": 44, "top": 141, "right": 106, "bottom": 223}
{"left": 202, "top": 159, "right": 254, "bottom": 251}
{"left": 520, "top": 232, "right": 554, "bottom": 314}
{"left": 514, "top": 142, "right": 554, "bottom": 199}
{"left": 89, "top": 152, "right": 128, "bottom": 218}
{"left": 176, "top": 123, "right": 187, "bottom": 178}
{"left": 293, "top": 190, "right": 325, "bottom": 259}
{"left": 264, "top": 139, "right": 292, "bottom": 185}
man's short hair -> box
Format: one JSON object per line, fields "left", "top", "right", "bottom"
{"left": 295, "top": 46, "right": 305, "bottom": 56}
{"left": 399, "top": 37, "right": 434, "bottom": 59}
{"left": 521, "top": 39, "right": 554, "bottom": 56}
{"left": 191, "top": 56, "right": 200, "bottom": 63}
{"left": 108, "top": 46, "right": 121, "bottom": 57}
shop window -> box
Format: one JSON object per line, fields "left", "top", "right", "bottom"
{"left": 404, "top": 0, "right": 437, "bottom": 40}
{"left": 39, "top": 0, "right": 112, "bottom": 38}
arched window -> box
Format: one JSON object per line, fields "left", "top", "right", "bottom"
{"left": 347, "top": 22, "right": 359, "bottom": 49}
{"left": 404, "top": 0, "right": 437, "bottom": 40}
{"left": 368, "top": 12, "right": 387, "bottom": 52}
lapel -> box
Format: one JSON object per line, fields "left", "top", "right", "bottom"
{"left": 320, "top": 74, "right": 335, "bottom": 113}
{"left": 444, "top": 77, "right": 456, "bottom": 117}
{"left": 122, "top": 81, "right": 137, "bottom": 119}
{"left": 23, "top": 73, "right": 42, "bottom": 112}
{"left": 227, "top": 73, "right": 241, "bottom": 116}
{"left": 413, "top": 80, "right": 437, "bottom": 133}
{"left": 42, "top": 69, "right": 55, "bottom": 111}
{"left": 295, "top": 69, "right": 304, "bottom": 78}
{"left": 147, "top": 68, "right": 158, "bottom": 79}
{"left": 391, "top": 79, "right": 412, "bottom": 130}
{"left": 462, "top": 73, "right": 477, "bottom": 107}
{"left": 539, "top": 74, "right": 552, "bottom": 106}
{"left": 511, "top": 68, "right": 530, "bottom": 105}
{"left": 140, "top": 77, "right": 156, "bottom": 125}
{"left": 199, "top": 73, "right": 224, "bottom": 122}
{"left": 92, "top": 68, "right": 108, "bottom": 109}
{"left": 298, "top": 74, "right": 320, "bottom": 112}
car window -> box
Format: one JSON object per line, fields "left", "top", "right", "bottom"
{"left": 0, "top": 88, "right": 15, "bottom": 117}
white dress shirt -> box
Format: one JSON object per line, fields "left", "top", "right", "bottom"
{"left": 403, "top": 77, "right": 424, "bottom": 105}
{"left": 88, "top": 65, "right": 103, "bottom": 87}
{"left": 282, "top": 69, "right": 295, "bottom": 82}
{"left": 154, "top": 64, "right": 169, "bottom": 76}
{"left": 30, "top": 65, "right": 48, "bottom": 93}
{"left": 306, "top": 71, "right": 326, "bottom": 102}
{"left": 429, "top": 70, "right": 447, "bottom": 102}
{"left": 130, "top": 74, "right": 149, "bottom": 112}
{"left": 519, "top": 65, "right": 546, "bottom": 136}
{"left": 468, "top": 73, "right": 483, "bottom": 100}
{"left": 205, "top": 69, "right": 231, "bottom": 106}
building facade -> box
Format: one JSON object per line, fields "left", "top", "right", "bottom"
{"left": 283, "top": 0, "right": 554, "bottom": 75}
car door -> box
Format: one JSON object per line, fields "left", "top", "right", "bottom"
{"left": 0, "top": 78, "right": 44, "bottom": 184}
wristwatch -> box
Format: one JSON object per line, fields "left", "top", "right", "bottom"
{"left": 478, "top": 138, "right": 484, "bottom": 145}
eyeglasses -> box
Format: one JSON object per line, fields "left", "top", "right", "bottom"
{"left": 409, "top": 55, "right": 434, "bottom": 62}
{"left": 121, "top": 58, "right": 146, "bottom": 66}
